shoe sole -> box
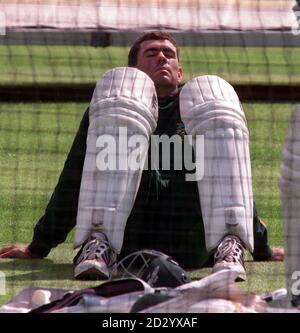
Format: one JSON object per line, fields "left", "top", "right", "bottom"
{"left": 74, "top": 260, "right": 110, "bottom": 280}
{"left": 75, "top": 267, "right": 109, "bottom": 280}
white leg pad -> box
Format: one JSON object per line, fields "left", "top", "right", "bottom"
{"left": 74, "top": 67, "right": 158, "bottom": 252}
{"left": 279, "top": 106, "right": 300, "bottom": 301}
{"left": 180, "top": 75, "right": 253, "bottom": 252}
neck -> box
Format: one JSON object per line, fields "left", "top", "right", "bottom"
{"left": 156, "top": 85, "right": 178, "bottom": 98}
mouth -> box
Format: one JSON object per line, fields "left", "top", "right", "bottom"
{"left": 155, "top": 67, "right": 170, "bottom": 74}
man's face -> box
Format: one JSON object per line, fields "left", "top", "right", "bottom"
{"left": 135, "top": 39, "right": 183, "bottom": 96}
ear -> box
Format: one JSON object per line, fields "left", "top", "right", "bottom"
{"left": 177, "top": 66, "right": 183, "bottom": 84}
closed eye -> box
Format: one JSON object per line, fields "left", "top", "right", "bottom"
{"left": 144, "top": 47, "right": 176, "bottom": 59}
{"left": 145, "top": 48, "right": 159, "bottom": 57}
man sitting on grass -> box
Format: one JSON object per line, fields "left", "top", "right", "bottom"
{"left": 0, "top": 31, "right": 283, "bottom": 281}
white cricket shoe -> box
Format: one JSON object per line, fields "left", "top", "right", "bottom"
{"left": 74, "top": 232, "right": 117, "bottom": 280}
{"left": 212, "top": 235, "right": 246, "bottom": 282}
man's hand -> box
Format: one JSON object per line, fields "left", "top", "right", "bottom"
{"left": 269, "top": 247, "right": 284, "bottom": 261}
{"left": 0, "top": 244, "right": 40, "bottom": 259}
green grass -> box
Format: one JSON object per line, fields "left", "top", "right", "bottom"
{"left": 0, "top": 246, "right": 286, "bottom": 307}
{"left": 1, "top": 46, "right": 300, "bottom": 85}
{"left": 0, "top": 101, "right": 294, "bottom": 307}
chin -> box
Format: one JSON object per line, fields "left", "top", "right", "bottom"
{"left": 153, "top": 76, "right": 172, "bottom": 86}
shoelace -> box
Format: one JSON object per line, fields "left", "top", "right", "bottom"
{"left": 80, "top": 238, "right": 112, "bottom": 264}
{"left": 214, "top": 236, "right": 244, "bottom": 266}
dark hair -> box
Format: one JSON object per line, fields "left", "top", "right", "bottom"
{"left": 128, "top": 31, "right": 179, "bottom": 66}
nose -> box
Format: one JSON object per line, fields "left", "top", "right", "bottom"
{"left": 157, "top": 51, "right": 167, "bottom": 64}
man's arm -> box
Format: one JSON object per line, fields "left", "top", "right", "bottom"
{"left": 0, "top": 107, "right": 90, "bottom": 259}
